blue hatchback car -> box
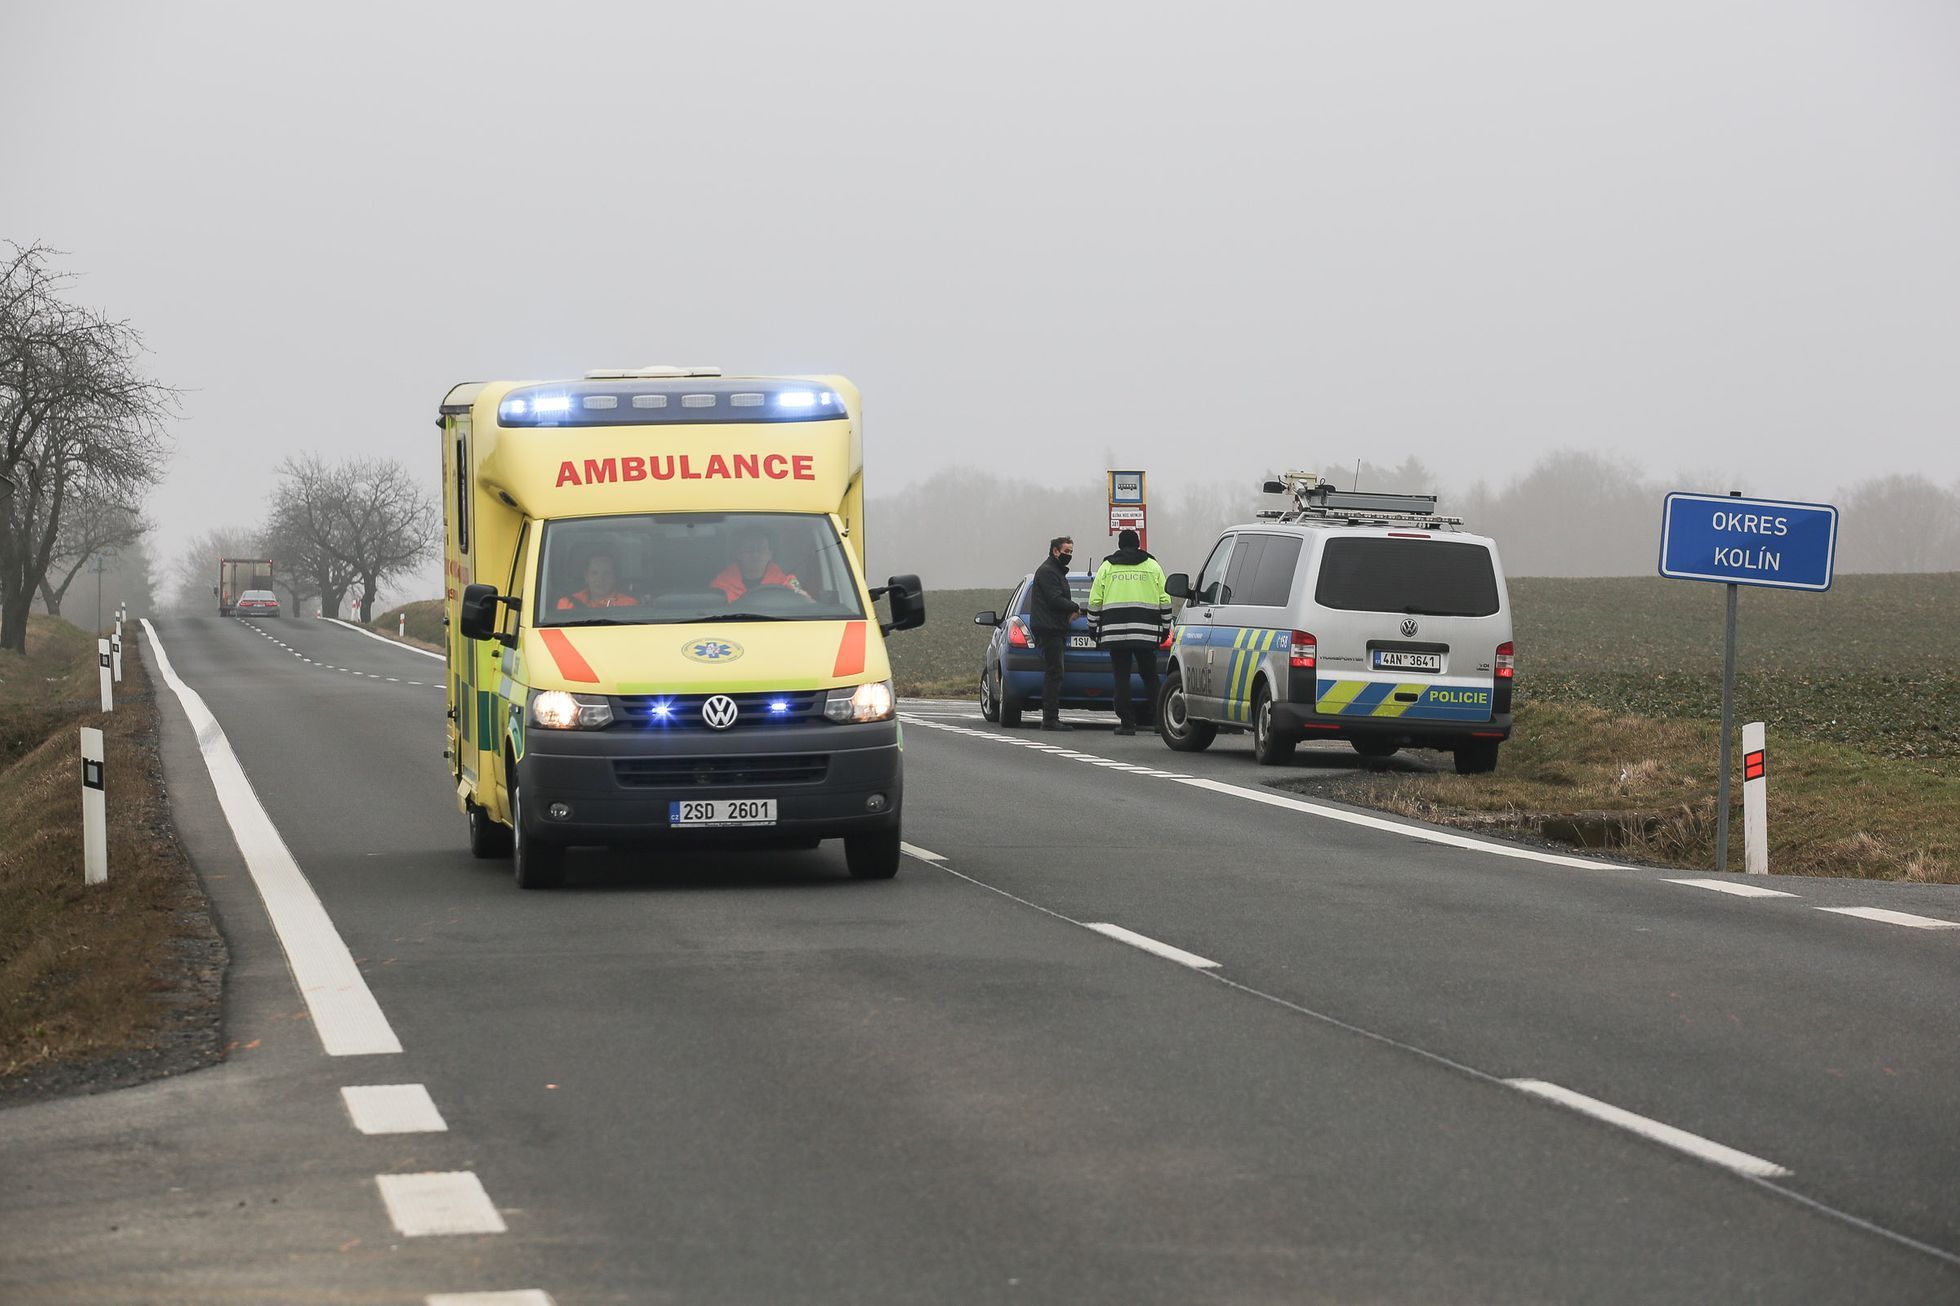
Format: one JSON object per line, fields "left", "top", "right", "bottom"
{"left": 975, "top": 572, "right": 1170, "bottom": 727}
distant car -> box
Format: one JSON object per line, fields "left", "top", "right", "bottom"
{"left": 975, "top": 572, "right": 1170, "bottom": 727}
{"left": 234, "top": 589, "right": 281, "bottom": 617}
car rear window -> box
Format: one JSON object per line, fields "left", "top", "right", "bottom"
{"left": 1314, "top": 539, "right": 1500, "bottom": 617}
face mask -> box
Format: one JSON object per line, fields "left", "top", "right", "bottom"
{"left": 1058, "top": 552, "right": 1073, "bottom": 566}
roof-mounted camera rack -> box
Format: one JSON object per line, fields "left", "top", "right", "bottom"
{"left": 1258, "top": 470, "right": 1464, "bottom": 530}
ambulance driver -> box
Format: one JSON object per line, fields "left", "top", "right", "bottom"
{"left": 556, "top": 549, "right": 639, "bottom": 611}
{"left": 711, "top": 528, "right": 811, "bottom": 603}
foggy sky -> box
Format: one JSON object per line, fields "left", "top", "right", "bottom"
{"left": 5, "top": 0, "right": 1957, "bottom": 583}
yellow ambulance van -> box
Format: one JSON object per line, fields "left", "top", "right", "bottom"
{"left": 438, "top": 367, "right": 924, "bottom": 889}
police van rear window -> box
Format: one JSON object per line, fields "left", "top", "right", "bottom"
{"left": 1314, "top": 539, "right": 1500, "bottom": 617}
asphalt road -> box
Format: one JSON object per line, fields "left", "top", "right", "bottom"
{"left": 3, "top": 613, "right": 1956, "bottom": 1304}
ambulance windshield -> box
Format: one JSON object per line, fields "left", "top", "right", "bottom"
{"left": 537, "top": 512, "right": 866, "bottom": 626}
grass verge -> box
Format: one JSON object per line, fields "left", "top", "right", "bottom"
{"left": 368, "top": 598, "right": 445, "bottom": 653}
{"left": 0, "top": 617, "right": 226, "bottom": 1103}
{"left": 1275, "top": 702, "right": 1958, "bottom": 883}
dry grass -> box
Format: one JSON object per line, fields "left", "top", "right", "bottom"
{"left": 0, "top": 619, "right": 224, "bottom": 1095}
{"left": 369, "top": 598, "right": 445, "bottom": 652}
{"left": 1311, "top": 702, "right": 1960, "bottom": 883}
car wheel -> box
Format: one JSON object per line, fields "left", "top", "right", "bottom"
{"left": 1352, "top": 738, "right": 1399, "bottom": 760}
{"left": 1251, "top": 685, "right": 1296, "bottom": 765}
{"left": 467, "top": 799, "right": 512, "bottom": 858}
{"left": 510, "top": 773, "right": 566, "bottom": 889}
{"left": 979, "top": 664, "right": 1000, "bottom": 722}
{"left": 998, "top": 666, "right": 1024, "bottom": 728}
{"left": 1158, "top": 668, "right": 1216, "bottom": 752}
{"left": 844, "top": 828, "right": 902, "bottom": 880}
{"left": 1454, "top": 740, "right": 1501, "bottom": 775}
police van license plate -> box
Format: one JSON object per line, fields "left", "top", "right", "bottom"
{"left": 1374, "top": 650, "right": 1442, "bottom": 672}
{"left": 669, "top": 799, "right": 777, "bottom": 828}
{"left": 1068, "top": 635, "right": 1095, "bottom": 649}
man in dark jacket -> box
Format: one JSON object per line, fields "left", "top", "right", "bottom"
{"left": 1028, "top": 535, "right": 1082, "bottom": 731}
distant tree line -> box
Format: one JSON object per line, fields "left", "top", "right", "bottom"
{"left": 0, "top": 242, "right": 171, "bottom": 651}
{"left": 867, "top": 452, "right": 1960, "bottom": 589}
{"left": 169, "top": 455, "right": 435, "bottom": 623}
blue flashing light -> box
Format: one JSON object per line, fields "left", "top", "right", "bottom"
{"left": 777, "top": 391, "right": 816, "bottom": 408}
{"left": 534, "top": 395, "right": 571, "bottom": 414}
{"left": 649, "top": 701, "right": 674, "bottom": 723}
{"left": 769, "top": 699, "right": 790, "bottom": 715}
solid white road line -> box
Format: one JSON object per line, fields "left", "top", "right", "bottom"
{"left": 1664, "top": 878, "right": 1801, "bottom": 899}
{"left": 899, "top": 842, "right": 947, "bottom": 864}
{"left": 1084, "top": 923, "right": 1220, "bottom": 970}
{"left": 375, "top": 1172, "right": 507, "bottom": 1236}
{"left": 341, "top": 1084, "right": 449, "bottom": 1134}
{"left": 320, "top": 615, "right": 446, "bottom": 660}
{"left": 1505, "top": 1079, "right": 1792, "bottom": 1179}
{"left": 142, "top": 621, "right": 402, "bottom": 1057}
{"left": 1816, "top": 907, "right": 1960, "bottom": 931}
{"left": 427, "top": 1293, "right": 555, "bottom": 1306}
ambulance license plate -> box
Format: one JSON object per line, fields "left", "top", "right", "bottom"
{"left": 1373, "top": 650, "right": 1441, "bottom": 672}
{"left": 1069, "top": 635, "right": 1095, "bottom": 649}
{"left": 669, "top": 799, "right": 777, "bottom": 828}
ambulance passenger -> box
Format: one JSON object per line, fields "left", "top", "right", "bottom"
{"left": 555, "top": 550, "right": 639, "bottom": 611}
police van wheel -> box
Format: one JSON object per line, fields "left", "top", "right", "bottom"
{"left": 845, "top": 828, "right": 902, "bottom": 880}
{"left": 467, "top": 799, "right": 512, "bottom": 859}
{"left": 979, "top": 666, "right": 1001, "bottom": 722}
{"left": 1453, "top": 741, "right": 1501, "bottom": 775}
{"left": 511, "top": 779, "right": 566, "bottom": 889}
{"left": 1158, "top": 671, "right": 1215, "bottom": 752}
{"left": 1352, "top": 738, "right": 1399, "bottom": 761}
{"left": 1251, "top": 687, "right": 1296, "bottom": 765}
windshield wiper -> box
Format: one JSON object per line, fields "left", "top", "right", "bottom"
{"left": 549, "top": 617, "right": 635, "bottom": 627}
{"left": 688, "top": 612, "right": 793, "bottom": 623}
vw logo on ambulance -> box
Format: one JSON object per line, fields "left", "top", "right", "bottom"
{"left": 701, "top": 695, "right": 740, "bottom": 730}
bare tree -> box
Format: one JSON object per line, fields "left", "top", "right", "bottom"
{"left": 0, "top": 242, "right": 173, "bottom": 649}
{"left": 267, "top": 455, "right": 435, "bottom": 622}
{"left": 168, "top": 525, "right": 265, "bottom": 614}
{"left": 34, "top": 487, "right": 149, "bottom": 617}
{"left": 1835, "top": 474, "right": 1960, "bottom": 574}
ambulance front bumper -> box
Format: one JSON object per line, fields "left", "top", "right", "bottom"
{"left": 515, "top": 719, "right": 902, "bottom": 845}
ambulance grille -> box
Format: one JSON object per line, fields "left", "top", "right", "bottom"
{"left": 610, "top": 690, "right": 828, "bottom": 729}
{"left": 613, "top": 755, "right": 830, "bottom": 787}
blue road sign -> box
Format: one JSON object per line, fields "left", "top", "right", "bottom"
{"left": 1659, "top": 492, "right": 1839, "bottom": 591}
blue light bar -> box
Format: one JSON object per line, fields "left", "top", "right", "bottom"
{"left": 499, "top": 379, "right": 846, "bottom": 427}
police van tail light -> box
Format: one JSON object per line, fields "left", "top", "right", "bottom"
{"left": 1495, "top": 641, "right": 1515, "bottom": 679}
{"left": 1289, "top": 631, "right": 1316, "bottom": 670}
{"left": 1007, "top": 618, "right": 1031, "bottom": 649}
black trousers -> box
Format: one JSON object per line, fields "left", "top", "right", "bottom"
{"left": 1037, "top": 633, "right": 1068, "bottom": 719}
{"left": 1108, "top": 646, "right": 1160, "bottom": 727}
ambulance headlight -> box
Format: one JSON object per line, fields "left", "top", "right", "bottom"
{"left": 824, "top": 680, "right": 894, "bottom": 723}
{"left": 531, "top": 690, "right": 613, "bottom": 730}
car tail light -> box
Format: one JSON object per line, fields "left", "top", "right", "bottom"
{"left": 1289, "top": 631, "right": 1316, "bottom": 670}
{"left": 1495, "top": 641, "right": 1515, "bottom": 679}
{"left": 1007, "top": 618, "right": 1030, "bottom": 649}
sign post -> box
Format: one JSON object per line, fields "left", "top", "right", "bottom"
{"left": 1659, "top": 490, "right": 1837, "bottom": 873}
{"left": 1108, "top": 470, "right": 1146, "bottom": 551}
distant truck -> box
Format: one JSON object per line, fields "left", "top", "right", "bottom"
{"left": 216, "top": 558, "right": 274, "bottom": 616}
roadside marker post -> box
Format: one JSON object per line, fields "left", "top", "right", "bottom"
{"left": 81, "top": 727, "right": 107, "bottom": 885}
{"left": 399, "top": 613, "right": 406, "bottom": 638}
{"left": 1659, "top": 490, "right": 1837, "bottom": 873}
{"left": 112, "top": 626, "right": 123, "bottom": 683}
{"left": 97, "top": 638, "right": 114, "bottom": 713}
{"left": 1742, "top": 721, "right": 1768, "bottom": 875}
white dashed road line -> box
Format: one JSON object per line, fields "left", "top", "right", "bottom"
{"left": 375, "top": 1172, "right": 508, "bottom": 1236}
{"left": 1815, "top": 907, "right": 1960, "bottom": 931}
{"left": 1664, "top": 878, "right": 1801, "bottom": 899}
{"left": 427, "top": 1292, "right": 556, "bottom": 1306}
{"left": 1505, "top": 1079, "right": 1793, "bottom": 1179}
{"left": 144, "top": 620, "right": 402, "bottom": 1057}
{"left": 342, "top": 1084, "right": 449, "bottom": 1135}
{"left": 900, "top": 842, "right": 947, "bottom": 864}
{"left": 1084, "top": 923, "right": 1221, "bottom": 970}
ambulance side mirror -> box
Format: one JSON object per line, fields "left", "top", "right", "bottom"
{"left": 1164, "top": 572, "right": 1190, "bottom": 600}
{"left": 878, "top": 575, "right": 926, "bottom": 634}
{"left": 459, "top": 583, "right": 517, "bottom": 646}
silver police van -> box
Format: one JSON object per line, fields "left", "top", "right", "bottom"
{"left": 1159, "top": 472, "right": 1514, "bottom": 773}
